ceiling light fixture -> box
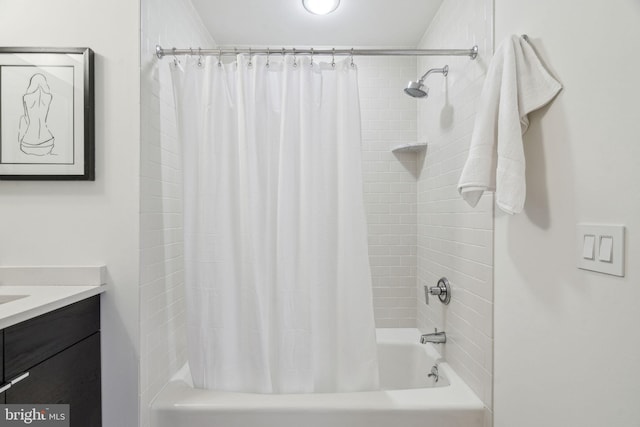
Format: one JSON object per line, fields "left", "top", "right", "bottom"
{"left": 302, "top": 0, "right": 340, "bottom": 15}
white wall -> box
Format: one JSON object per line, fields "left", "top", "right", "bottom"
{"left": 415, "top": 0, "right": 494, "bottom": 421}
{"left": 358, "top": 56, "right": 419, "bottom": 327}
{"left": 139, "top": 1, "right": 214, "bottom": 426}
{"left": 494, "top": 2, "right": 640, "bottom": 427}
{"left": 0, "top": 2, "right": 140, "bottom": 426}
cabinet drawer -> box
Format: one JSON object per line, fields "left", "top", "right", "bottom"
{"left": 6, "top": 332, "right": 101, "bottom": 427}
{"left": 4, "top": 296, "right": 100, "bottom": 378}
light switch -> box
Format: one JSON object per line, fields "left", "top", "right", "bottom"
{"left": 576, "top": 224, "right": 625, "bottom": 277}
{"left": 599, "top": 236, "right": 613, "bottom": 263}
{"left": 582, "top": 235, "right": 595, "bottom": 259}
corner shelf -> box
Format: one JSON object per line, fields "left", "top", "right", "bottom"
{"left": 391, "top": 142, "right": 427, "bottom": 154}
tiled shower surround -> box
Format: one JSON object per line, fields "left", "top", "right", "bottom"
{"left": 358, "top": 57, "right": 419, "bottom": 328}
{"left": 415, "top": 0, "right": 494, "bottom": 421}
{"left": 140, "top": 0, "right": 214, "bottom": 426}
{"left": 140, "top": 0, "right": 493, "bottom": 424}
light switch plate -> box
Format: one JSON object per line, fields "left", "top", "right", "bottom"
{"left": 576, "top": 224, "right": 625, "bottom": 276}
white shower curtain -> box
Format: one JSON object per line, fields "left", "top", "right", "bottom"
{"left": 171, "top": 54, "right": 379, "bottom": 393}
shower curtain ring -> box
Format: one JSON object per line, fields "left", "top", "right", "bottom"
{"left": 218, "top": 48, "right": 222, "bottom": 67}
{"left": 293, "top": 48, "right": 297, "bottom": 67}
{"left": 266, "top": 48, "right": 270, "bottom": 68}
{"left": 350, "top": 48, "right": 355, "bottom": 68}
{"left": 310, "top": 48, "right": 314, "bottom": 67}
{"left": 248, "top": 48, "right": 253, "bottom": 68}
{"left": 172, "top": 47, "right": 179, "bottom": 66}
{"left": 332, "top": 48, "right": 336, "bottom": 67}
{"left": 197, "top": 48, "right": 203, "bottom": 67}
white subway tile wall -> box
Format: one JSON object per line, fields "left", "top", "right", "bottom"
{"left": 357, "top": 57, "right": 419, "bottom": 328}
{"left": 415, "top": 0, "right": 494, "bottom": 420}
{"left": 140, "top": 1, "right": 214, "bottom": 426}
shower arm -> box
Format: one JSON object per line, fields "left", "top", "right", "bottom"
{"left": 417, "top": 65, "right": 449, "bottom": 84}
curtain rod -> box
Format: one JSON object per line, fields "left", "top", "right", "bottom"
{"left": 155, "top": 45, "right": 478, "bottom": 60}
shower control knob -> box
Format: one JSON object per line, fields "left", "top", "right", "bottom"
{"left": 424, "top": 277, "right": 451, "bottom": 305}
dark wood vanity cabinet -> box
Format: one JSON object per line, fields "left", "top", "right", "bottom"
{"left": 0, "top": 296, "right": 101, "bottom": 426}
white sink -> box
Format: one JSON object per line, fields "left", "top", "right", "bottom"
{"left": 0, "top": 295, "right": 28, "bottom": 305}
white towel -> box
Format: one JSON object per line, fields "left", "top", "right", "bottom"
{"left": 457, "top": 35, "right": 562, "bottom": 214}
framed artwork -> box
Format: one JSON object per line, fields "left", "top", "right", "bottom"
{"left": 0, "top": 47, "right": 94, "bottom": 180}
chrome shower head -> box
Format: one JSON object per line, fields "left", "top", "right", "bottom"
{"left": 404, "top": 81, "right": 429, "bottom": 98}
{"left": 404, "top": 65, "right": 449, "bottom": 98}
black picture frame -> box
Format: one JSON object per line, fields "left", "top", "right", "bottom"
{"left": 0, "top": 47, "right": 94, "bottom": 180}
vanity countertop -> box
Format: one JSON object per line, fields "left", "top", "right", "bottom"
{"left": 0, "top": 266, "right": 107, "bottom": 329}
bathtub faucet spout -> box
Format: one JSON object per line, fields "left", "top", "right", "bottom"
{"left": 420, "top": 328, "right": 446, "bottom": 344}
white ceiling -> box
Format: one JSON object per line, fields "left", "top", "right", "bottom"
{"left": 190, "top": 0, "right": 444, "bottom": 47}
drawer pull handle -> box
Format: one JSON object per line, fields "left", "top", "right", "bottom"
{"left": 10, "top": 372, "right": 29, "bottom": 385}
{"left": 0, "top": 372, "right": 30, "bottom": 395}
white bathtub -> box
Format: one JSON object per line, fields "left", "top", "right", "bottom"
{"left": 150, "top": 328, "right": 484, "bottom": 427}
